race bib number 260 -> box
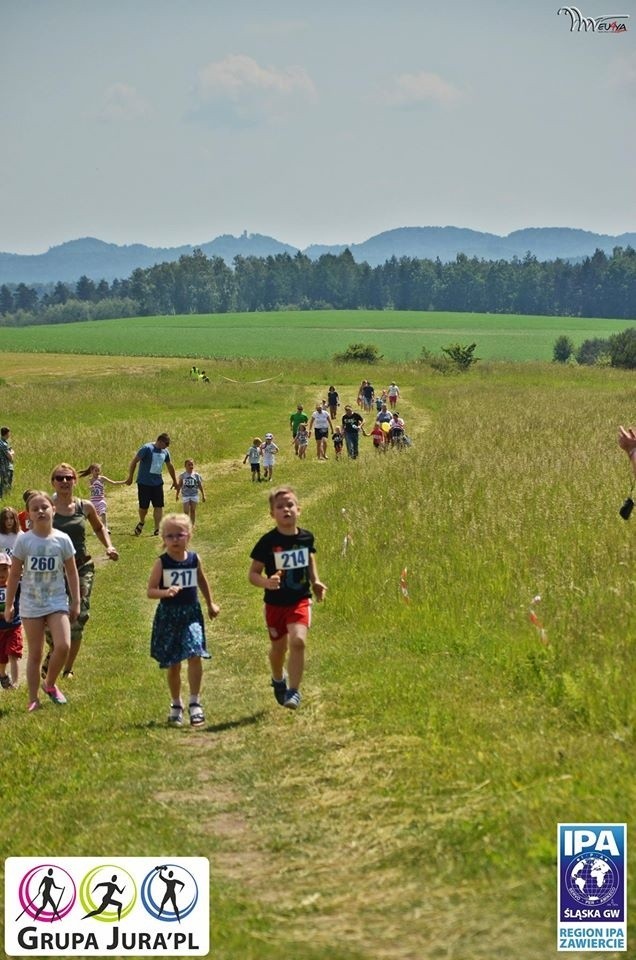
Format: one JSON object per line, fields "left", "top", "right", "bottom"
{"left": 27, "top": 555, "right": 61, "bottom": 573}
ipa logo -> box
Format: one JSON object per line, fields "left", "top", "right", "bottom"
{"left": 557, "top": 824, "right": 627, "bottom": 953}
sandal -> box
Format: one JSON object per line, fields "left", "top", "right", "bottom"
{"left": 189, "top": 703, "right": 205, "bottom": 727}
{"left": 168, "top": 703, "right": 184, "bottom": 726}
{"left": 134, "top": 522, "right": 144, "bottom": 536}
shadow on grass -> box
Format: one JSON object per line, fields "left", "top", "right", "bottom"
{"left": 205, "top": 711, "right": 266, "bottom": 733}
{"left": 140, "top": 711, "right": 266, "bottom": 733}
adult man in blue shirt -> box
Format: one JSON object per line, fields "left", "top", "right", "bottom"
{"left": 126, "top": 432, "right": 178, "bottom": 536}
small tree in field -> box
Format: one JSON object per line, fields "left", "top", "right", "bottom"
{"left": 333, "top": 342, "right": 383, "bottom": 364}
{"left": 576, "top": 337, "right": 610, "bottom": 366}
{"left": 441, "top": 342, "right": 479, "bottom": 371}
{"left": 608, "top": 327, "right": 636, "bottom": 369}
{"left": 553, "top": 335, "right": 575, "bottom": 363}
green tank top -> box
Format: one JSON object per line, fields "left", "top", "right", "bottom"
{"left": 53, "top": 499, "right": 89, "bottom": 564}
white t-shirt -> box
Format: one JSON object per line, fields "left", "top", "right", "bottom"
{"left": 12, "top": 529, "right": 75, "bottom": 617}
{"left": 0, "top": 531, "right": 21, "bottom": 555}
{"left": 179, "top": 471, "right": 203, "bottom": 502}
{"left": 311, "top": 410, "right": 330, "bottom": 431}
{"left": 260, "top": 442, "right": 279, "bottom": 466}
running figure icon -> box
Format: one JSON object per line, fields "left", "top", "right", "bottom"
{"left": 82, "top": 875, "right": 125, "bottom": 921}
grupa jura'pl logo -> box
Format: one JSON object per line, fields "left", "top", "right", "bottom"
{"left": 5, "top": 856, "right": 210, "bottom": 956}
{"left": 141, "top": 864, "right": 200, "bottom": 922}
{"left": 79, "top": 865, "right": 137, "bottom": 922}
{"left": 16, "top": 865, "right": 76, "bottom": 923}
{"left": 557, "top": 6, "right": 629, "bottom": 31}
{"left": 566, "top": 853, "right": 620, "bottom": 906}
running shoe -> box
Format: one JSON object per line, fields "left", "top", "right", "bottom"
{"left": 0, "top": 674, "right": 13, "bottom": 689}
{"left": 284, "top": 689, "right": 302, "bottom": 710}
{"left": 41, "top": 683, "right": 67, "bottom": 705}
{"left": 28, "top": 699, "right": 42, "bottom": 712}
{"left": 271, "top": 676, "right": 287, "bottom": 706}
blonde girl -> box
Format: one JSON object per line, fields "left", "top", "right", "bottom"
{"left": 147, "top": 513, "right": 220, "bottom": 727}
{"left": 2, "top": 491, "right": 79, "bottom": 711}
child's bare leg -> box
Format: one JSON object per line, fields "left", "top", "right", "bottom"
{"left": 187, "top": 656, "right": 202, "bottom": 700}
{"left": 268, "top": 636, "right": 288, "bottom": 682}
{"left": 0, "top": 660, "right": 8, "bottom": 682}
{"left": 189, "top": 503, "right": 197, "bottom": 526}
{"left": 44, "top": 612, "right": 70, "bottom": 688}
{"left": 23, "top": 617, "right": 46, "bottom": 703}
{"left": 286, "top": 623, "right": 307, "bottom": 690}
{"left": 9, "top": 654, "right": 19, "bottom": 686}
{"left": 166, "top": 662, "right": 182, "bottom": 704}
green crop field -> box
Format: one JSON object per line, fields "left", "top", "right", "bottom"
{"left": 0, "top": 309, "right": 633, "bottom": 362}
{"left": 0, "top": 350, "right": 634, "bottom": 959}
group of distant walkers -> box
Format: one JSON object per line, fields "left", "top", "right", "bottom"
{"left": 240, "top": 379, "right": 410, "bottom": 485}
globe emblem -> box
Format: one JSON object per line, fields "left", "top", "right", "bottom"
{"left": 567, "top": 855, "right": 618, "bottom": 906}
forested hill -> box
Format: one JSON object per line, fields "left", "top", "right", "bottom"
{"left": 2, "top": 226, "right": 636, "bottom": 284}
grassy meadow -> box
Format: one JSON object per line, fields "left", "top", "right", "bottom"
{"left": 0, "top": 308, "right": 633, "bottom": 362}
{"left": 0, "top": 347, "right": 634, "bottom": 960}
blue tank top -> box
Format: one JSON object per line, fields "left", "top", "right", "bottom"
{"left": 159, "top": 551, "right": 199, "bottom": 605}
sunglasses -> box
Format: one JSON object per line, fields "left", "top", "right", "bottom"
{"left": 54, "top": 475, "right": 75, "bottom": 482}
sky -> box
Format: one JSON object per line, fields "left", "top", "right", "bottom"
{"left": 1, "top": 0, "right": 635, "bottom": 254}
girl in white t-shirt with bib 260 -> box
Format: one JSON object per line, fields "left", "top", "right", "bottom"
{"left": 3, "top": 491, "right": 80, "bottom": 712}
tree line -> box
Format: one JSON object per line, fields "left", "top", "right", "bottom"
{"left": 1, "top": 245, "right": 635, "bottom": 325}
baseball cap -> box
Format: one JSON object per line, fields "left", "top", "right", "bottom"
{"left": 0, "top": 552, "right": 12, "bottom": 566}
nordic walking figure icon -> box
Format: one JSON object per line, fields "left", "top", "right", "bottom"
{"left": 17, "top": 868, "right": 65, "bottom": 922}
{"left": 83, "top": 874, "right": 125, "bottom": 921}
{"left": 155, "top": 864, "right": 185, "bottom": 921}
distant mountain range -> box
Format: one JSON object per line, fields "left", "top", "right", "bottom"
{"left": 1, "top": 226, "right": 635, "bottom": 285}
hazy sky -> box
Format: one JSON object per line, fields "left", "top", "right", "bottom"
{"left": 2, "top": 0, "right": 634, "bottom": 254}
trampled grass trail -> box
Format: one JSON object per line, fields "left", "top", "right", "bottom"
{"left": 0, "top": 357, "right": 633, "bottom": 960}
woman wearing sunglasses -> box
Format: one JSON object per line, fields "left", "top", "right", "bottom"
{"left": 42, "top": 463, "right": 119, "bottom": 680}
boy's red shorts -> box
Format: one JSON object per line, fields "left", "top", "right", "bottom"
{"left": 0, "top": 625, "right": 23, "bottom": 661}
{"left": 264, "top": 598, "right": 312, "bottom": 640}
